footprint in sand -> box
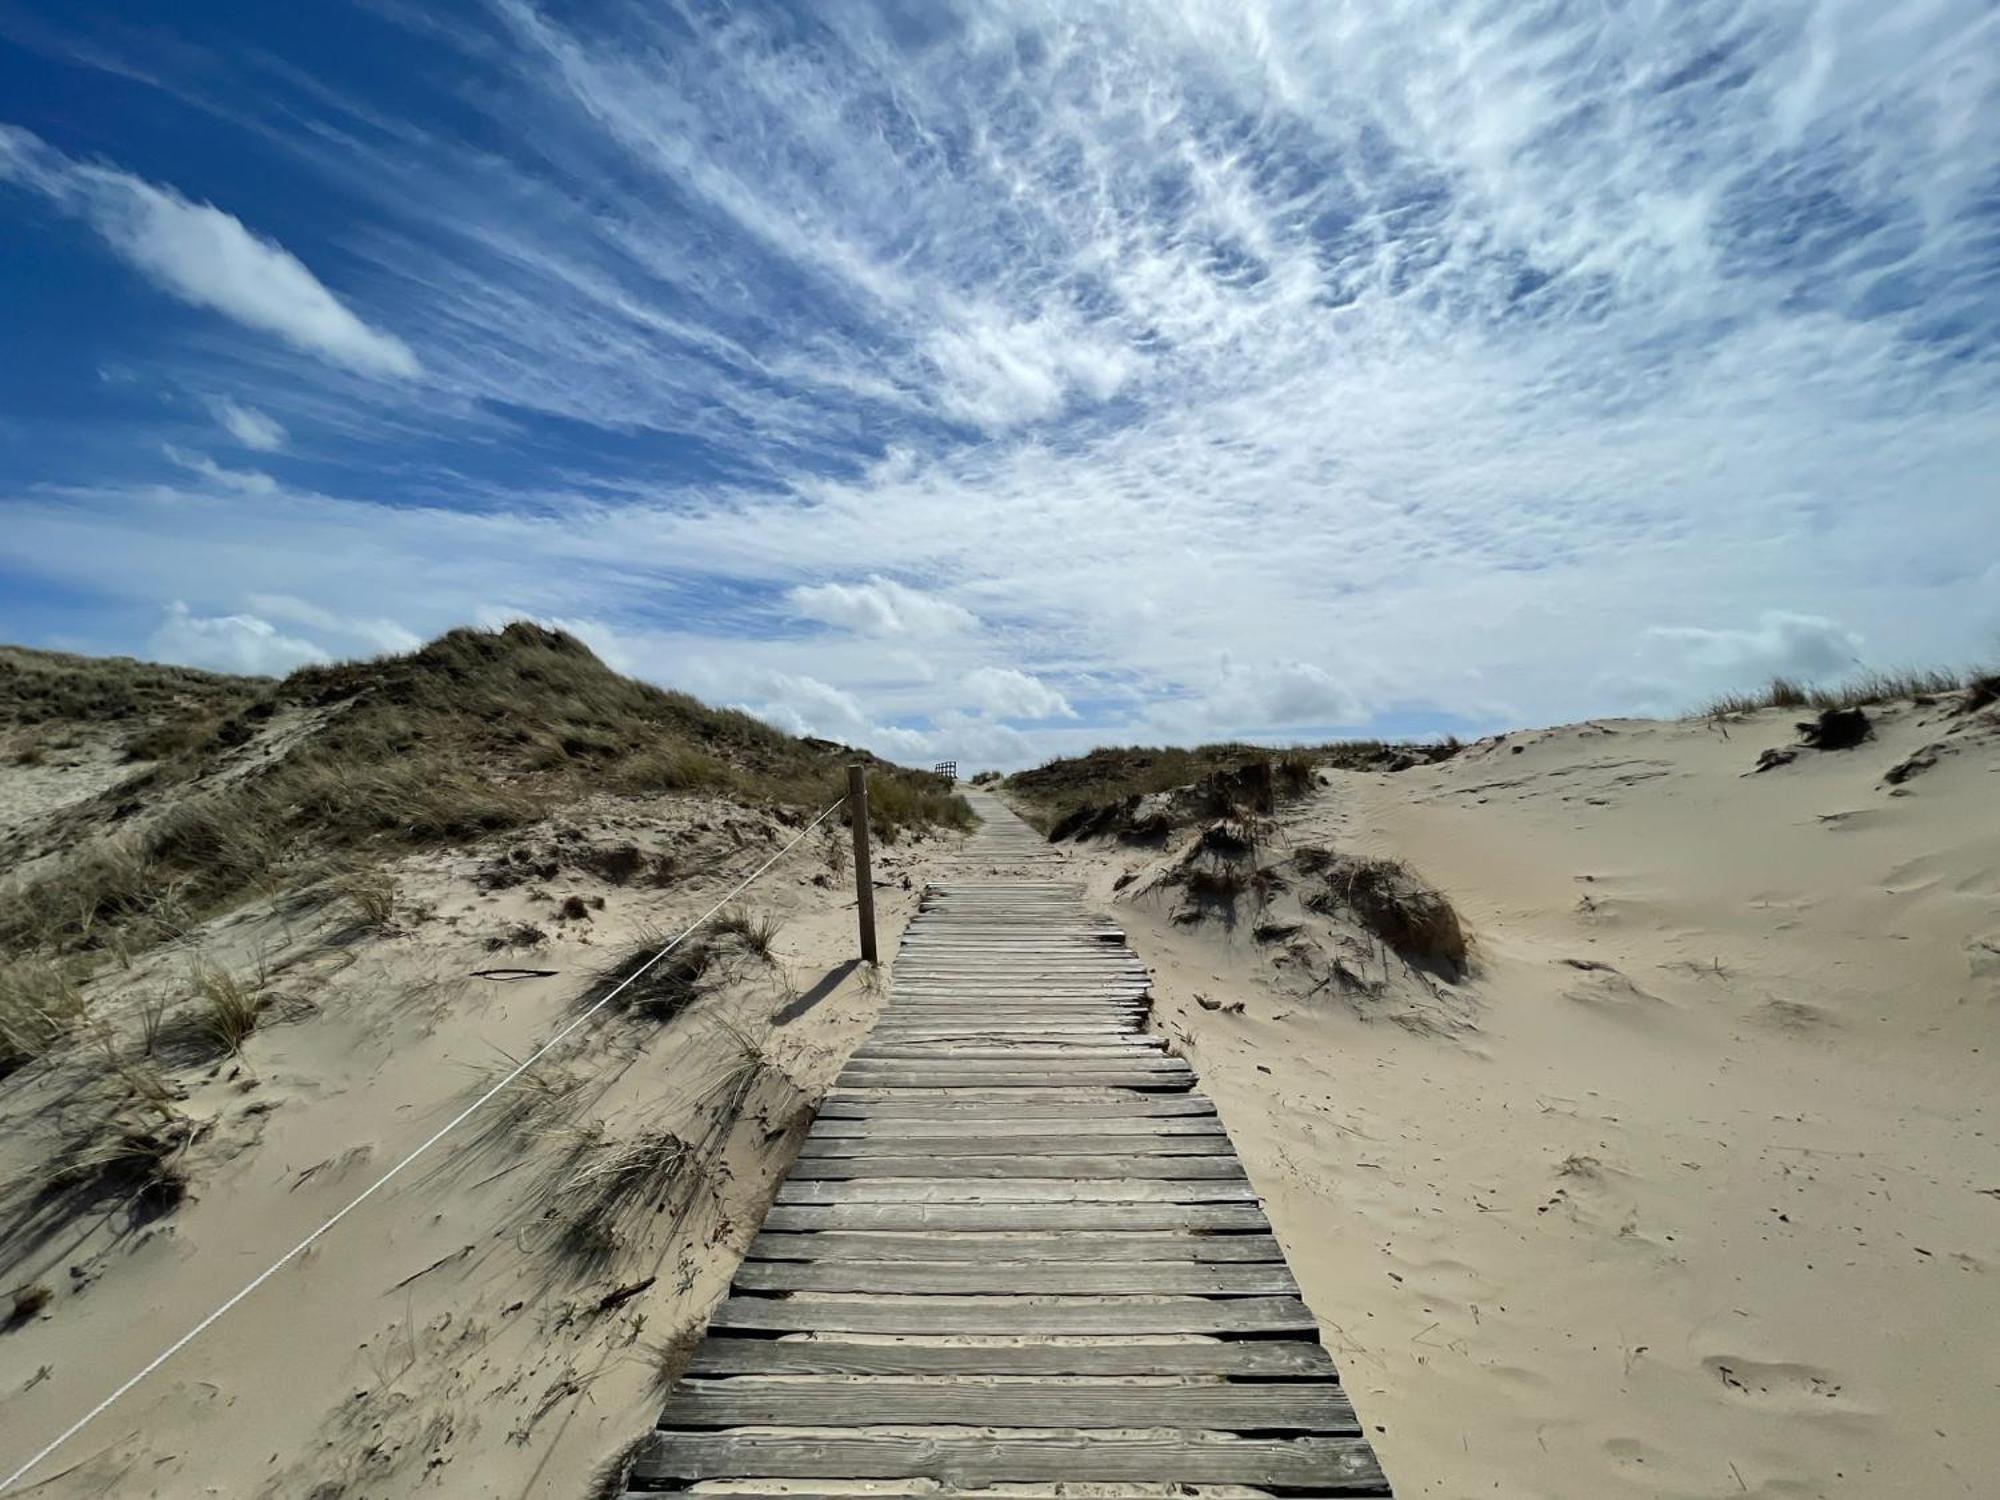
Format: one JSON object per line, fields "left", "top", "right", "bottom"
{"left": 1701, "top": 1355, "right": 1861, "bottom": 1413}
{"left": 1555, "top": 958, "right": 1660, "bottom": 1008}
{"left": 1968, "top": 932, "right": 2000, "bottom": 981}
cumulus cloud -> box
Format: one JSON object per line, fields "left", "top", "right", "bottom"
{"left": 787, "top": 577, "right": 976, "bottom": 638}
{"left": 0, "top": 124, "right": 418, "bottom": 377}
{"left": 245, "top": 594, "right": 421, "bottom": 656}
{"left": 744, "top": 671, "right": 876, "bottom": 742}
{"left": 962, "top": 666, "right": 1075, "bottom": 721}
{"left": 147, "top": 601, "right": 329, "bottom": 675}
{"left": 928, "top": 710, "right": 1036, "bottom": 769}
{"left": 735, "top": 671, "right": 942, "bottom": 762}
{"left": 214, "top": 398, "right": 287, "bottom": 451}
{"left": 1149, "top": 658, "right": 1369, "bottom": 736}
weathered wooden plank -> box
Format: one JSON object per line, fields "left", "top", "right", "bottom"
{"left": 818, "top": 1091, "right": 1218, "bottom": 1116}
{"left": 891, "top": 978, "right": 1150, "bottom": 987}
{"left": 777, "top": 1178, "right": 1259, "bottom": 1204}
{"left": 760, "top": 1201, "right": 1269, "bottom": 1232}
{"left": 844, "top": 1064, "right": 1184, "bottom": 1072}
{"left": 896, "top": 953, "right": 1145, "bottom": 964}
{"left": 888, "top": 981, "right": 1138, "bottom": 989}
{"left": 732, "top": 1260, "right": 1298, "bottom": 1295}
{"left": 707, "top": 1293, "right": 1319, "bottom": 1335}
{"left": 747, "top": 1231, "right": 1283, "bottom": 1262}
{"left": 869, "top": 1023, "right": 1146, "bottom": 1034}
{"left": 884, "top": 993, "right": 1151, "bottom": 1002}
{"left": 684, "top": 1338, "right": 1335, "bottom": 1378}
{"left": 880, "top": 1016, "right": 1152, "bottom": 1032}
{"left": 788, "top": 1155, "right": 1246, "bottom": 1181}
{"left": 627, "top": 1432, "right": 1386, "bottom": 1489}
{"left": 863, "top": 1032, "right": 1144, "bottom": 1045}
{"left": 860, "top": 1033, "right": 1163, "bottom": 1047}
{"left": 656, "top": 1377, "right": 1352, "bottom": 1431}
{"left": 844, "top": 1048, "right": 1184, "bottom": 1064}
{"left": 839, "top": 1059, "right": 1187, "bottom": 1076}
{"left": 870, "top": 1018, "right": 1140, "bottom": 1030}
{"left": 875, "top": 1014, "right": 1147, "bottom": 1025}
{"left": 889, "top": 977, "right": 1150, "bottom": 986}
{"left": 871, "top": 1023, "right": 1147, "bottom": 1033}
{"left": 832, "top": 1075, "right": 1193, "bottom": 1092}
{"left": 877, "top": 1003, "right": 1149, "bottom": 1014}
{"left": 797, "top": 1133, "right": 1233, "bottom": 1157}
{"left": 879, "top": 1001, "right": 1148, "bottom": 1011}
{"left": 871, "top": 1015, "right": 1140, "bottom": 1024}
{"left": 807, "top": 1114, "right": 1222, "bottom": 1136}
{"left": 851, "top": 1045, "right": 1166, "bottom": 1062}
{"left": 887, "top": 984, "right": 1145, "bottom": 991}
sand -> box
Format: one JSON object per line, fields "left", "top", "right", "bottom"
{"left": 0, "top": 791, "right": 939, "bottom": 1497}
{"left": 1062, "top": 697, "right": 1999, "bottom": 1498}
{"left": 9, "top": 692, "right": 1996, "bottom": 1499}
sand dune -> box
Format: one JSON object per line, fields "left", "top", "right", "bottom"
{"left": 0, "top": 795, "right": 938, "bottom": 1497}
{"left": 1065, "top": 696, "right": 1999, "bottom": 1498}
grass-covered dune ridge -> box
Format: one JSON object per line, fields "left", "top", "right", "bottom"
{"left": 0, "top": 623, "right": 968, "bottom": 974}
{"left": 1004, "top": 738, "right": 1462, "bottom": 833}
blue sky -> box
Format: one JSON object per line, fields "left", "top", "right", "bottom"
{"left": 2, "top": 1, "right": 1996, "bottom": 769}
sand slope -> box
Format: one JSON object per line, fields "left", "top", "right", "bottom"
{"left": 1086, "top": 699, "right": 1999, "bottom": 1499}
{"left": 0, "top": 794, "right": 939, "bottom": 1497}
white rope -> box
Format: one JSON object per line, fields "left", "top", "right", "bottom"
{"left": 1, "top": 796, "right": 850, "bottom": 1494}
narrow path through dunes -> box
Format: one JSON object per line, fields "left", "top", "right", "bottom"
{"left": 621, "top": 790, "right": 1393, "bottom": 1496}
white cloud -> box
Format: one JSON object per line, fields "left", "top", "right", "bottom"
{"left": 928, "top": 710, "right": 1037, "bottom": 769}
{"left": 244, "top": 593, "right": 421, "bottom": 656}
{"left": 745, "top": 671, "right": 875, "bottom": 743}
{"left": 162, "top": 445, "right": 278, "bottom": 496}
{"left": 1645, "top": 611, "right": 1864, "bottom": 688}
{"left": 0, "top": 124, "right": 418, "bottom": 378}
{"left": 962, "top": 666, "right": 1075, "bottom": 721}
{"left": 3, "top": 0, "right": 1997, "bottom": 766}
{"left": 736, "top": 671, "right": 947, "bottom": 764}
{"left": 1149, "top": 657, "right": 1370, "bottom": 736}
{"left": 787, "top": 577, "right": 977, "bottom": 638}
{"left": 924, "top": 306, "right": 1136, "bottom": 431}
{"left": 147, "top": 601, "right": 329, "bottom": 676}
{"left": 214, "top": 398, "right": 287, "bottom": 451}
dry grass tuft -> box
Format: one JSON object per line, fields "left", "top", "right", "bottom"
{"left": 189, "top": 961, "right": 266, "bottom": 1056}
{"left": 335, "top": 868, "right": 399, "bottom": 930}
{"left": 1309, "top": 855, "right": 1469, "bottom": 977}
{"left": 5, "top": 1282, "right": 53, "bottom": 1331}
{"left": 546, "top": 1128, "right": 695, "bottom": 1269}
{"left": 1698, "top": 666, "right": 1988, "bottom": 719}
{"left": 1960, "top": 674, "right": 1999, "bottom": 715}
{"left": 39, "top": 1108, "right": 194, "bottom": 1226}
{"left": 713, "top": 910, "right": 780, "bottom": 960}
{"left": 585, "top": 932, "right": 725, "bottom": 1025}
{"left": 0, "top": 959, "right": 91, "bottom": 1078}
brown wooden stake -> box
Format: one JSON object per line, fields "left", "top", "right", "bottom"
{"left": 847, "top": 763, "right": 878, "bottom": 964}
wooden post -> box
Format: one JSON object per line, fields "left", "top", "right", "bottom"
{"left": 847, "top": 763, "right": 878, "bottom": 964}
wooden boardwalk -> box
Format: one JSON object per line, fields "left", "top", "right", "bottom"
{"left": 623, "top": 791, "right": 1391, "bottom": 1496}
